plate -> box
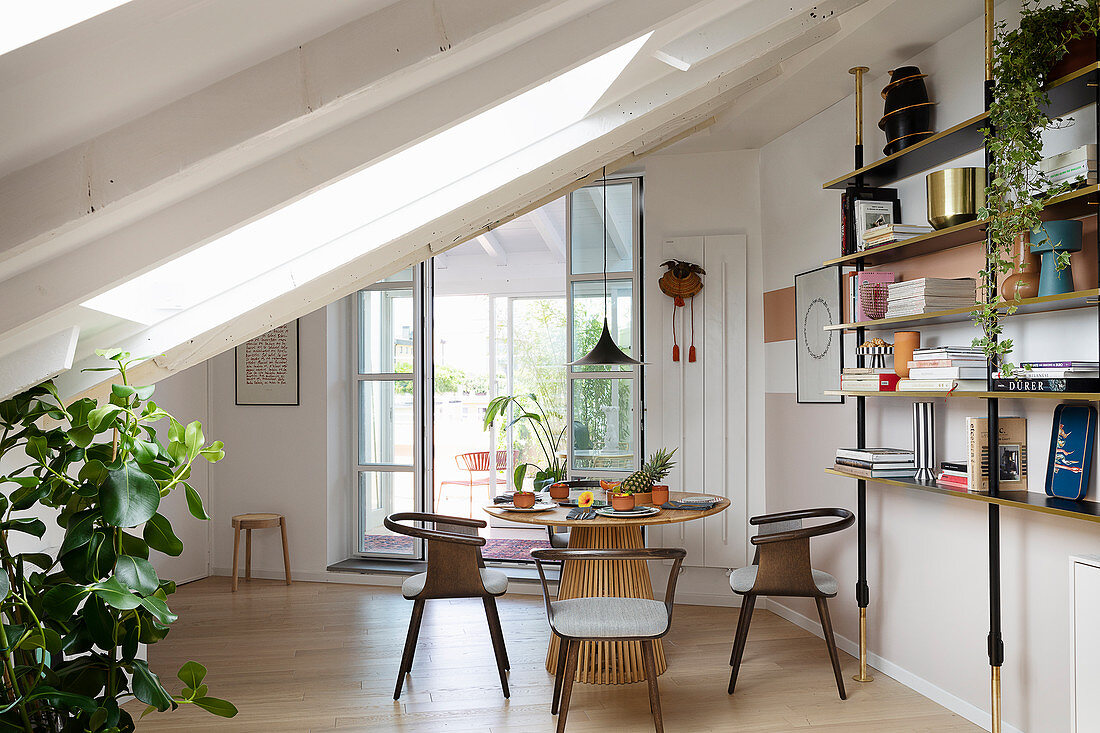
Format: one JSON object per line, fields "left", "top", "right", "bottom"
{"left": 492, "top": 502, "right": 558, "bottom": 512}
{"left": 556, "top": 498, "right": 609, "bottom": 508}
{"left": 595, "top": 506, "right": 660, "bottom": 518}
{"left": 680, "top": 496, "right": 714, "bottom": 503}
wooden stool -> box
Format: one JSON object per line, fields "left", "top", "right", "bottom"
{"left": 231, "top": 513, "right": 291, "bottom": 592}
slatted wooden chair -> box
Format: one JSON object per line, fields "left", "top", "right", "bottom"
{"left": 531, "top": 547, "right": 687, "bottom": 733}
{"left": 726, "top": 507, "right": 854, "bottom": 700}
{"left": 384, "top": 512, "right": 510, "bottom": 700}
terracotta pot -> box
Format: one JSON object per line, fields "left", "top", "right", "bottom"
{"left": 633, "top": 491, "right": 653, "bottom": 507}
{"left": 548, "top": 483, "right": 570, "bottom": 500}
{"left": 651, "top": 485, "right": 670, "bottom": 505}
{"left": 1000, "top": 232, "right": 1041, "bottom": 301}
{"left": 893, "top": 331, "right": 921, "bottom": 377}
{"left": 512, "top": 492, "right": 537, "bottom": 509}
{"left": 611, "top": 494, "right": 635, "bottom": 512}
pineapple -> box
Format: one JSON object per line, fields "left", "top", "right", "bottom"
{"left": 618, "top": 448, "right": 677, "bottom": 494}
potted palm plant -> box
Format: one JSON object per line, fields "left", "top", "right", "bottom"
{"left": 483, "top": 394, "right": 566, "bottom": 490}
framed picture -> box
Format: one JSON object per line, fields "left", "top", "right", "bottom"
{"left": 795, "top": 267, "right": 843, "bottom": 404}
{"left": 235, "top": 320, "right": 300, "bottom": 405}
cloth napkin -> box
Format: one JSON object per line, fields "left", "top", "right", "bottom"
{"left": 661, "top": 499, "right": 718, "bottom": 510}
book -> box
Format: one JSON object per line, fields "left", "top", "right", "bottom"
{"left": 841, "top": 374, "right": 901, "bottom": 391}
{"left": 835, "top": 448, "right": 915, "bottom": 463}
{"left": 1040, "top": 144, "right": 1096, "bottom": 172}
{"left": 992, "top": 378, "right": 1100, "bottom": 393}
{"left": 1001, "top": 369, "right": 1100, "bottom": 379}
{"left": 835, "top": 456, "right": 916, "bottom": 470}
{"left": 966, "top": 416, "right": 1028, "bottom": 492}
{"left": 908, "top": 359, "right": 987, "bottom": 368}
{"left": 897, "top": 379, "right": 986, "bottom": 391}
{"left": 853, "top": 200, "right": 895, "bottom": 250}
{"left": 908, "top": 366, "right": 989, "bottom": 380}
{"left": 940, "top": 469, "right": 968, "bottom": 479}
{"left": 843, "top": 367, "right": 896, "bottom": 375}
{"left": 1019, "top": 361, "right": 1099, "bottom": 369}
{"left": 833, "top": 463, "right": 918, "bottom": 479}
{"left": 940, "top": 460, "right": 968, "bottom": 472}
{"left": 913, "top": 347, "right": 985, "bottom": 360}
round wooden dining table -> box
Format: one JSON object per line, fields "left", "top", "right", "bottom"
{"left": 482, "top": 491, "right": 729, "bottom": 685}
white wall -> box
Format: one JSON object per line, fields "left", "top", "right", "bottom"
{"left": 759, "top": 6, "right": 1100, "bottom": 732}
{"left": 641, "top": 150, "right": 765, "bottom": 604}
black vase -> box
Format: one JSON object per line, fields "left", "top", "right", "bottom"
{"left": 880, "top": 67, "right": 934, "bottom": 156}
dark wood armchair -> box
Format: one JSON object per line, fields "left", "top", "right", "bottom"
{"left": 531, "top": 547, "right": 687, "bottom": 733}
{"left": 384, "top": 512, "right": 510, "bottom": 700}
{"left": 727, "top": 507, "right": 854, "bottom": 699}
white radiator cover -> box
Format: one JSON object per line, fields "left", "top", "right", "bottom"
{"left": 1071, "top": 554, "right": 1100, "bottom": 732}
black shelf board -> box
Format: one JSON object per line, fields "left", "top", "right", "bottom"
{"left": 825, "top": 467, "right": 1100, "bottom": 524}
{"left": 824, "top": 63, "right": 1100, "bottom": 190}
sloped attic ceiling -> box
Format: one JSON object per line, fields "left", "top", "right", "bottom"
{"left": 0, "top": 0, "right": 977, "bottom": 400}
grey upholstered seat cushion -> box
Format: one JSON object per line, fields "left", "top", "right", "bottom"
{"left": 548, "top": 597, "right": 669, "bottom": 638}
{"left": 401, "top": 568, "right": 509, "bottom": 599}
{"left": 548, "top": 528, "right": 570, "bottom": 548}
{"left": 728, "top": 565, "right": 838, "bottom": 596}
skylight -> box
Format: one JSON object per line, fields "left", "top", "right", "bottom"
{"left": 82, "top": 33, "right": 652, "bottom": 328}
{"left": 2, "top": 2, "right": 133, "bottom": 56}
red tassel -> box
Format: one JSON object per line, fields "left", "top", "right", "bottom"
{"left": 674, "top": 296, "right": 684, "bottom": 307}
{"left": 687, "top": 296, "right": 697, "bottom": 362}
{"left": 673, "top": 344, "right": 680, "bottom": 361}
{"left": 671, "top": 304, "right": 680, "bottom": 361}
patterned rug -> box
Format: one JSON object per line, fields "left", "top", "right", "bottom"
{"left": 362, "top": 534, "right": 550, "bottom": 561}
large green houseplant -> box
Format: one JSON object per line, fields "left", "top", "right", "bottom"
{"left": 483, "top": 394, "right": 566, "bottom": 490}
{"left": 975, "top": 0, "right": 1099, "bottom": 373}
{"left": 0, "top": 350, "right": 234, "bottom": 732}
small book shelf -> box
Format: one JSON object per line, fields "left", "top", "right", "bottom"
{"left": 815, "top": 39, "right": 1100, "bottom": 732}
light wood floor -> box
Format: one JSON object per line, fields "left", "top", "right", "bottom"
{"left": 131, "top": 577, "right": 981, "bottom": 732}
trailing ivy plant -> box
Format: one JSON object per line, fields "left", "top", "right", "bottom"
{"left": 975, "top": 0, "right": 1100, "bottom": 374}
{"left": 0, "top": 350, "right": 235, "bottom": 732}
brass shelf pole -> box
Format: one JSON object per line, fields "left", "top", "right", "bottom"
{"left": 984, "top": 2, "right": 1003, "bottom": 732}
{"left": 848, "top": 64, "right": 874, "bottom": 685}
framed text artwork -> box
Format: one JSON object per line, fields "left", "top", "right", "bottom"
{"left": 235, "top": 320, "right": 300, "bottom": 405}
{"left": 795, "top": 267, "right": 843, "bottom": 404}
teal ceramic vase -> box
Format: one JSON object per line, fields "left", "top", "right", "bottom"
{"left": 1030, "top": 220, "right": 1082, "bottom": 296}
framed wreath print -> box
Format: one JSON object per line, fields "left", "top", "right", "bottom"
{"left": 794, "top": 267, "right": 843, "bottom": 404}
{"left": 235, "top": 320, "right": 300, "bottom": 405}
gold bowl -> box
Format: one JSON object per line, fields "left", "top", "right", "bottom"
{"left": 926, "top": 167, "right": 986, "bottom": 230}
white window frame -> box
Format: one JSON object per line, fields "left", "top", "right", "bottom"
{"left": 565, "top": 176, "right": 644, "bottom": 479}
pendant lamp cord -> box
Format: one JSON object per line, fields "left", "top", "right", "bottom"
{"left": 602, "top": 166, "right": 608, "bottom": 316}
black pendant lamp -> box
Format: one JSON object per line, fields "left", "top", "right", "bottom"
{"left": 569, "top": 168, "right": 643, "bottom": 367}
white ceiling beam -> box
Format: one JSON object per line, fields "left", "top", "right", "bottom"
{"left": 653, "top": 0, "right": 866, "bottom": 71}
{"left": 0, "top": 327, "right": 78, "bottom": 401}
{"left": 477, "top": 231, "right": 508, "bottom": 266}
{"left": 583, "top": 186, "right": 630, "bottom": 262}
{"left": 531, "top": 208, "right": 566, "bottom": 261}
{"left": 0, "top": 0, "right": 705, "bottom": 353}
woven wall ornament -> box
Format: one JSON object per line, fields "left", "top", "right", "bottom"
{"left": 658, "top": 259, "right": 705, "bottom": 362}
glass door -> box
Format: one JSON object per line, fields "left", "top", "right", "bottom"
{"left": 355, "top": 268, "right": 423, "bottom": 557}
{"left": 566, "top": 178, "right": 642, "bottom": 477}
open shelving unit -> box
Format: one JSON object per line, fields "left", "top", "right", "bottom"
{"left": 817, "top": 21, "right": 1100, "bottom": 731}
{"left": 825, "top": 468, "right": 1100, "bottom": 524}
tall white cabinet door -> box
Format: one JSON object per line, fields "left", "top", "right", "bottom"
{"left": 647, "top": 235, "right": 747, "bottom": 570}
{"left": 1073, "top": 556, "right": 1100, "bottom": 731}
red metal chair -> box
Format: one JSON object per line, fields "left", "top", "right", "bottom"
{"left": 436, "top": 450, "right": 519, "bottom": 515}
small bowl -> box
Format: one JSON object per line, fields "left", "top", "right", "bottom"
{"left": 881, "top": 106, "right": 934, "bottom": 141}
{"left": 883, "top": 130, "right": 934, "bottom": 156}
{"left": 881, "top": 73, "right": 929, "bottom": 99}
{"left": 610, "top": 493, "right": 635, "bottom": 512}
{"left": 512, "top": 492, "right": 537, "bottom": 509}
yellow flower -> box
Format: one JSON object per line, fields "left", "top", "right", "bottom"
{"left": 577, "top": 491, "right": 594, "bottom": 508}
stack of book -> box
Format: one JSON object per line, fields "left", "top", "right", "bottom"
{"left": 936, "top": 461, "right": 969, "bottom": 490}
{"left": 861, "top": 223, "right": 933, "bottom": 250}
{"left": 1041, "top": 144, "right": 1096, "bottom": 187}
{"left": 834, "top": 448, "right": 916, "bottom": 478}
{"left": 993, "top": 361, "right": 1100, "bottom": 393}
{"left": 885, "top": 278, "right": 977, "bottom": 318}
{"left": 899, "top": 346, "right": 988, "bottom": 391}
{"left": 840, "top": 368, "right": 901, "bottom": 392}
